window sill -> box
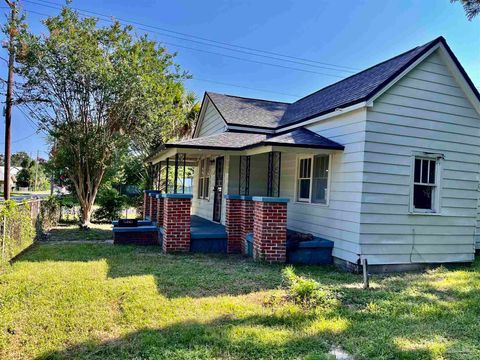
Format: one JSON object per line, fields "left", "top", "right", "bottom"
{"left": 293, "top": 201, "right": 329, "bottom": 207}
{"left": 409, "top": 211, "right": 442, "bottom": 216}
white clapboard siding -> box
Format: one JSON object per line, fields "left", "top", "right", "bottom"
{"left": 197, "top": 102, "right": 226, "bottom": 137}
{"left": 361, "top": 49, "right": 480, "bottom": 264}
{"left": 191, "top": 158, "right": 215, "bottom": 221}
{"left": 275, "top": 108, "right": 367, "bottom": 264}
{"left": 190, "top": 101, "right": 227, "bottom": 223}
{"left": 191, "top": 155, "right": 231, "bottom": 225}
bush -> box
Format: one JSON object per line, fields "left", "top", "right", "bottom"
{"left": 282, "top": 266, "right": 336, "bottom": 308}
{"left": 39, "top": 196, "right": 61, "bottom": 231}
{"left": 94, "top": 188, "right": 127, "bottom": 222}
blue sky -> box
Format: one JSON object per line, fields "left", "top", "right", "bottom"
{"left": 0, "top": 0, "right": 478, "bottom": 158}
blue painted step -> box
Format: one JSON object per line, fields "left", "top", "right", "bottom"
{"left": 286, "top": 237, "right": 334, "bottom": 265}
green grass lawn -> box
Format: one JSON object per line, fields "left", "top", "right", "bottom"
{"left": 46, "top": 223, "right": 113, "bottom": 242}
{"left": 1, "top": 242, "right": 480, "bottom": 360}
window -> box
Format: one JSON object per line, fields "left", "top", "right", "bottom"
{"left": 296, "top": 155, "right": 330, "bottom": 204}
{"left": 198, "top": 158, "right": 210, "bottom": 199}
{"left": 412, "top": 156, "right": 440, "bottom": 213}
{"left": 297, "top": 158, "right": 311, "bottom": 201}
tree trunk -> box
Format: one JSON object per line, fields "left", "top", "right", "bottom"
{"left": 80, "top": 203, "right": 93, "bottom": 228}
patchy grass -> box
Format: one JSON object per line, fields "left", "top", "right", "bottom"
{"left": 1, "top": 243, "right": 480, "bottom": 359}
{"left": 46, "top": 223, "right": 113, "bottom": 242}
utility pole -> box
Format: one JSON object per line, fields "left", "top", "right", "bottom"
{"left": 3, "top": 0, "right": 16, "bottom": 200}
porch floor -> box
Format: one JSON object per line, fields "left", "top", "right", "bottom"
{"left": 190, "top": 215, "right": 227, "bottom": 239}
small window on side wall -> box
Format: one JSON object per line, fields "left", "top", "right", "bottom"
{"left": 412, "top": 155, "right": 441, "bottom": 213}
{"left": 296, "top": 155, "right": 330, "bottom": 204}
{"left": 198, "top": 158, "right": 210, "bottom": 200}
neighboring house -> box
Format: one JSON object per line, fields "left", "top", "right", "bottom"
{"left": 148, "top": 37, "right": 480, "bottom": 271}
{"left": 0, "top": 166, "right": 21, "bottom": 189}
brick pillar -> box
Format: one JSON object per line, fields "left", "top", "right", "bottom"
{"left": 252, "top": 197, "right": 289, "bottom": 263}
{"left": 162, "top": 194, "right": 192, "bottom": 253}
{"left": 156, "top": 195, "right": 164, "bottom": 228}
{"left": 150, "top": 193, "right": 158, "bottom": 223}
{"left": 143, "top": 191, "right": 151, "bottom": 220}
{"left": 240, "top": 197, "right": 254, "bottom": 255}
{"left": 225, "top": 195, "right": 242, "bottom": 253}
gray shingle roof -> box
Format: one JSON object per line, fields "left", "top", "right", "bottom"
{"left": 264, "top": 128, "right": 344, "bottom": 149}
{"left": 205, "top": 37, "right": 470, "bottom": 130}
{"left": 279, "top": 38, "right": 440, "bottom": 127}
{"left": 207, "top": 92, "right": 289, "bottom": 129}
{"left": 167, "top": 132, "right": 267, "bottom": 150}
{"left": 167, "top": 129, "right": 343, "bottom": 150}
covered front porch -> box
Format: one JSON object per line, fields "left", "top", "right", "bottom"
{"left": 141, "top": 129, "right": 343, "bottom": 263}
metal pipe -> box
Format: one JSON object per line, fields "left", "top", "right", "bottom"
{"left": 362, "top": 258, "right": 369, "bottom": 289}
{"left": 182, "top": 153, "right": 186, "bottom": 194}
{"left": 174, "top": 153, "right": 179, "bottom": 194}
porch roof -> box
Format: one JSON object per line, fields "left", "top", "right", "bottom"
{"left": 165, "top": 128, "right": 344, "bottom": 151}
{"left": 165, "top": 132, "right": 267, "bottom": 150}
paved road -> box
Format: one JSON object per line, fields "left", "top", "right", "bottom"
{"left": 8, "top": 193, "right": 51, "bottom": 201}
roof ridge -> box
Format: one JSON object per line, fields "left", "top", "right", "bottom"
{"left": 206, "top": 91, "right": 291, "bottom": 104}
{"left": 291, "top": 37, "right": 444, "bottom": 104}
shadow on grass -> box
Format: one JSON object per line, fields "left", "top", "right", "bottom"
{"left": 34, "top": 310, "right": 468, "bottom": 360}
{"left": 35, "top": 314, "right": 334, "bottom": 360}
{"left": 15, "top": 243, "right": 288, "bottom": 298}
{"left": 45, "top": 224, "right": 113, "bottom": 242}
{"left": 12, "top": 244, "right": 480, "bottom": 359}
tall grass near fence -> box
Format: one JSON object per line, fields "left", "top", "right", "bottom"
{"left": 0, "top": 197, "right": 60, "bottom": 269}
{"left": 0, "top": 200, "right": 38, "bottom": 267}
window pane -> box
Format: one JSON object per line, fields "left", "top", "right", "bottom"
{"left": 198, "top": 178, "right": 203, "bottom": 198}
{"left": 421, "top": 159, "right": 429, "bottom": 183}
{"left": 204, "top": 177, "right": 209, "bottom": 199}
{"left": 414, "top": 159, "right": 421, "bottom": 182}
{"left": 312, "top": 155, "right": 329, "bottom": 203}
{"left": 298, "top": 179, "right": 310, "bottom": 199}
{"left": 313, "top": 155, "right": 328, "bottom": 178}
{"left": 414, "top": 185, "right": 433, "bottom": 210}
{"left": 300, "top": 158, "right": 311, "bottom": 178}
{"left": 312, "top": 178, "right": 328, "bottom": 203}
{"left": 204, "top": 159, "right": 209, "bottom": 177}
{"left": 428, "top": 160, "right": 436, "bottom": 184}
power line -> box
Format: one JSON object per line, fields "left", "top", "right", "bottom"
{"left": 23, "top": 7, "right": 346, "bottom": 79}
{"left": 0, "top": 130, "right": 38, "bottom": 145}
{"left": 189, "top": 77, "right": 301, "bottom": 98}
{"left": 25, "top": 0, "right": 360, "bottom": 72}
{"left": 16, "top": 105, "right": 43, "bottom": 132}
{"left": 0, "top": 27, "right": 304, "bottom": 99}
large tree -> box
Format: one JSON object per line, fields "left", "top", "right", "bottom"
{"left": 451, "top": 0, "right": 480, "bottom": 20}
{"left": 16, "top": 7, "right": 190, "bottom": 226}
{"left": 11, "top": 151, "right": 31, "bottom": 167}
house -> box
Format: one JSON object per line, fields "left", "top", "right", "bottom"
{"left": 144, "top": 36, "right": 480, "bottom": 272}
{"left": 0, "top": 166, "right": 21, "bottom": 189}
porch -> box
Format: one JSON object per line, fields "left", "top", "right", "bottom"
{"left": 137, "top": 191, "right": 335, "bottom": 264}
{"left": 138, "top": 128, "right": 343, "bottom": 263}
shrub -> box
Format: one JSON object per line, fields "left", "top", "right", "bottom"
{"left": 282, "top": 266, "right": 336, "bottom": 308}
{"left": 94, "top": 188, "right": 127, "bottom": 222}
{"left": 39, "top": 196, "right": 61, "bottom": 231}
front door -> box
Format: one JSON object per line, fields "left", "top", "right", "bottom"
{"left": 213, "top": 156, "right": 224, "bottom": 222}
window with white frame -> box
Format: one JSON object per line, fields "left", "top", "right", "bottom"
{"left": 198, "top": 158, "right": 210, "bottom": 199}
{"left": 412, "top": 156, "right": 441, "bottom": 213}
{"left": 297, "top": 155, "right": 330, "bottom": 204}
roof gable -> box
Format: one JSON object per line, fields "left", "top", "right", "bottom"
{"left": 206, "top": 92, "right": 289, "bottom": 129}
{"left": 201, "top": 37, "right": 480, "bottom": 133}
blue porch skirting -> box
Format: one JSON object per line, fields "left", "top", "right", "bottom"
{"left": 286, "top": 238, "right": 334, "bottom": 265}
